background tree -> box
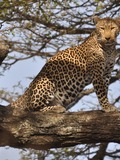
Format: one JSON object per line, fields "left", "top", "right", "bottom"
{"left": 0, "top": 0, "right": 120, "bottom": 160}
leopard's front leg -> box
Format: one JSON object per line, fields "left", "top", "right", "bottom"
{"left": 92, "top": 71, "right": 118, "bottom": 112}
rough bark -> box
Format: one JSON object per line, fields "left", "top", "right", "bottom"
{"left": 0, "top": 105, "right": 120, "bottom": 150}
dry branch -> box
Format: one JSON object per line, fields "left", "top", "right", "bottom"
{"left": 0, "top": 105, "right": 120, "bottom": 150}
{"left": 0, "top": 42, "right": 9, "bottom": 65}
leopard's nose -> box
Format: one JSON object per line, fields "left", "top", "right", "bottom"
{"left": 105, "top": 37, "right": 110, "bottom": 41}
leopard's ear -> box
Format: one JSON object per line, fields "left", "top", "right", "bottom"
{"left": 114, "top": 18, "right": 120, "bottom": 30}
{"left": 92, "top": 16, "right": 101, "bottom": 24}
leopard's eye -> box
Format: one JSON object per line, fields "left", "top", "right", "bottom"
{"left": 100, "top": 27, "right": 105, "bottom": 30}
{"left": 111, "top": 27, "right": 115, "bottom": 30}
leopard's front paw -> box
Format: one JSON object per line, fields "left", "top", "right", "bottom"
{"left": 40, "top": 105, "right": 66, "bottom": 113}
{"left": 103, "top": 104, "right": 118, "bottom": 113}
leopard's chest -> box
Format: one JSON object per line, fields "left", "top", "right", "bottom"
{"left": 104, "top": 52, "right": 116, "bottom": 74}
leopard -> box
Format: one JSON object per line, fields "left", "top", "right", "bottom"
{"left": 10, "top": 16, "right": 120, "bottom": 115}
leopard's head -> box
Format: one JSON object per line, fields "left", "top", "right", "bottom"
{"left": 93, "top": 16, "right": 120, "bottom": 46}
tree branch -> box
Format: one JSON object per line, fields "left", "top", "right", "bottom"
{"left": 0, "top": 105, "right": 120, "bottom": 150}
{"left": 91, "top": 143, "right": 108, "bottom": 160}
{"left": 0, "top": 42, "right": 9, "bottom": 65}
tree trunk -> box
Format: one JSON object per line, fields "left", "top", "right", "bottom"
{"left": 0, "top": 106, "right": 120, "bottom": 150}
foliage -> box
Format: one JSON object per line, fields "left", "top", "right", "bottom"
{"left": 0, "top": 0, "right": 119, "bottom": 69}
